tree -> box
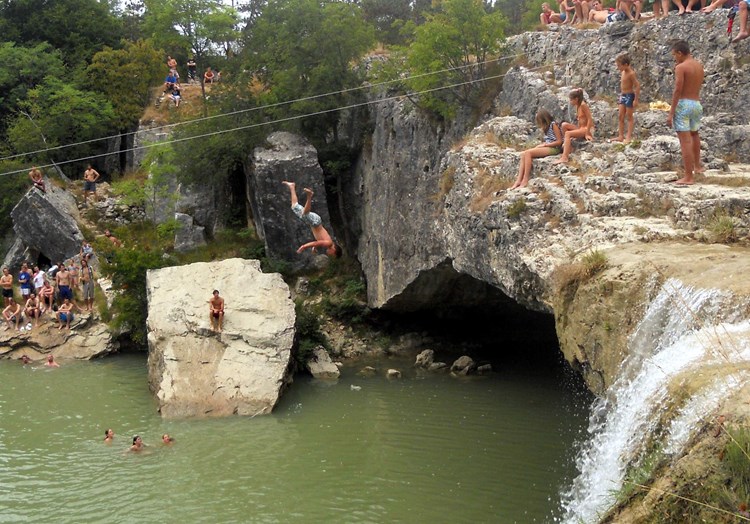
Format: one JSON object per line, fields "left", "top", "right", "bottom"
{"left": 401, "top": 0, "right": 506, "bottom": 118}
{"left": 86, "top": 40, "right": 164, "bottom": 131}
{"left": 143, "top": 0, "right": 239, "bottom": 65}
{"left": 244, "top": 0, "right": 375, "bottom": 142}
{"left": 361, "top": 0, "right": 412, "bottom": 45}
{"left": 0, "top": 0, "right": 124, "bottom": 67}
{"left": 6, "top": 78, "right": 117, "bottom": 176}
{"left": 0, "top": 42, "right": 64, "bottom": 139}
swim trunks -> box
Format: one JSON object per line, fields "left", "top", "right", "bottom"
{"left": 673, "top": 99, "right": 703, "bottom": 132}
{"left": 84, "top": 181, "right": 96, "bottom": 192}
{"left": 59, "top": 313, "right": 71, "bottom": 322}
{"left": 559, "top": 12, "right": 567, "bottom": 21}
{"left": 292, "top": 203, "right": 322, "bottom": 228}
{"left": 59, "top": 285, "right": 73, "bottom": 300}
{"left": 2, "top": 289, "right": 12, "bottom": 298}
{"left": 618, "top": 93, "right": 636, "bottom": 108}
{"left": 212, "top": 311, "right": 221, "bottom": 319}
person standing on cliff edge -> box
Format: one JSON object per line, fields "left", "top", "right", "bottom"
{"left": 667, "top": 40, "right": 704, "bottom": 186}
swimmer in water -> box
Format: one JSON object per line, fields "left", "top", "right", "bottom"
{"left": 104, "top": 429, "right": 115, "bottom": 443}
{"left": 45, "top": 354, "right": 60, "bottom": 368}
{"left": 162, "top": 434, "right": 175, "bottom": 445}
{"left": 129, "top": 435, "right": 144, "bottom": 452}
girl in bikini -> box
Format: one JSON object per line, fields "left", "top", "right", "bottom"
{"left": 554, "top": 88, "right": 594, "bottom": 165}
{"left": 511, "top": 110, "right": 563, "bottom": 189}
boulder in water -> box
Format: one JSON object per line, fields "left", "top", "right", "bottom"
{"left": 146, "top": 258, "right": 295, "bottom": 418}
{"left": 306, "top": 346, "right": 340, "bottom": 379}
{"left": 451, "top": 356, "right": 476, "bottom": 376}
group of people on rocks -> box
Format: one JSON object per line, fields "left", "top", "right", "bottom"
{"left": 511, "top": 40, "right": 703, "bottom": 189}
{"left": 29, "top": 163, "right": 102, "bottom": 208}
{"left": 541, "top": 0, "right": 748, "bottom": 36}
{"left": 102, "top": 429, "right": 175, "bottom": 453}
{"left": 1, "top": 242, "right": 100, "bottom": 332}
{"left": 162, "top": 55, "right": 221, "bottom": 108}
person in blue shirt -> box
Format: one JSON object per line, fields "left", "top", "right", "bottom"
{"left": 18, "top": 263, "right": 32, "bottom": 300}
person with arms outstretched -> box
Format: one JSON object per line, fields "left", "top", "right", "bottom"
{"left": 282, "top": 181, "right": 341, "bottom": 258}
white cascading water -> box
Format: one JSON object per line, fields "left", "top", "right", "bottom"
{"left": 559, "top": 278, "right": 750, "bottom": 524}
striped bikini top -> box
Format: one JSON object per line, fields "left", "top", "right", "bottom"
{"left": 544, "top": 122, "right": 558, "bottom": 144}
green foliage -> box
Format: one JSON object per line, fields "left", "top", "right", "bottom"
{"left": 0, "top": 0, "right": 124, "bottom": 67}
{"left": 86, "top": 39, "right": 165, "bottom": 131}
{"left": 0, "top": 160, "right": 33, "bottom": 236}
{"left": 361, "top": 0, "right": 413, "bottom": 44}
{"left": 102, "top": 242, "right": 168, "bottom": 345}
{"left": 244, "top": 0, "right": 375, "bottom": 143}
{"left": 724, "top": 426, "right": 750, "bottom": 495}
{"left": 519, "top": 0, "right": 548, "bottom": 32}
{"left": 143, "top": 0, "right": 239, "bottom": 61}
{"left": 582, "top": 249, "right": 609, "bottom": 277}
{"left": 709, "top": 213, "right": 737, "bottom": 244}
{"left": 6, "top": 78, "right": 117, "bottom": 175}
{"left": 400, "top": 0, "right": 506, "bottom": 118}
{"left": 615, "top": 446, "right": 664, "bottom": 505}
{"left": 0, "top": 42, "right": 64, "bottom": 137}
{"left": 507, "top": 197, "right": 527, "bottom": 218}
{"left": 294, "top": 300, "right": 328, "bottom": 365}
{"left": 321, "top": 278, "right": 369, "bottom": 323}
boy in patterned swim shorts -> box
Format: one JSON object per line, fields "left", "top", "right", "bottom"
{"left": 667, "top": 40, "right": 704, "bottom": 186}
{"left": 614, "top": 53, "right": 640, "bottom": 143}
{"left": 282, "top": 181, "right": 341, "bottom": 258}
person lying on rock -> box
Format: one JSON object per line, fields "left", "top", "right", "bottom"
{"left": 209, "top": 290, "right": 225, "bottom": 332}
{"left": 281, "top": 181, "right": 341, "bottom": 258}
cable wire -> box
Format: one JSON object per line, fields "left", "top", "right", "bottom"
{"left": 0, "top": 62, "right": 545, "bottom": 178}
{"left": 0, "top": 53, "right": 522, "bottom": 163}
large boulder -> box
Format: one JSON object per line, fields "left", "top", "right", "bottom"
{"left": 146, "top": 258, "right": 295, "bottom": 419}
{"left": 246, "top": 131, "right": 332, "bottom": 271}
{"left": 3, "top": 183, "right": 84, "bottom": 269}
{"left": 174, "top": 212, "right": 206, "bottom": 252}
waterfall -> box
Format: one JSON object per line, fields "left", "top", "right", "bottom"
{"left": 559, "top": 279, "right": 750, "bottom": 524}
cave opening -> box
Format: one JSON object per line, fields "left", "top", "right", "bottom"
{"left": 225, "top": 161, "right": 248, "bottom": 229}
{"left": 379, "top": 263, "right": 582, "bottom": 382}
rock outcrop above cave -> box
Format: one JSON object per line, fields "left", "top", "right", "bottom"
{"left": 246, "top": 131, "right": 333, "bottom": 271}
{"left": 146, "top": 258, "right": 295, "bottom": 419}
{"left": 3, "top": 183, "right": 85, "bottom": 270}
{"left": 354, "top": 14, "right": 750, "bottom": 315}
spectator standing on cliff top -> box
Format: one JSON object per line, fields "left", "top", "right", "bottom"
{"left": 56, "top": 263, "right": 73, "bottom": 304}
{"left": 80, "top": 258, "right": 95, "bottom": 312}
{"left": 1, "top": 267, "right": 13, "bottom": 307}
{"left": 667, "top": 40, "right": 704, "bottom": 186}
{"left": 281, "top": 181, "right": 341, "bottom": 258}
{"left": 83, "top": 164, "right": 100, "bottom": 205}
{"left": 187, "top": 58, "right": 197, "bottom": 83}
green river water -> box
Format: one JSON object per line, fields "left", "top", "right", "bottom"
{"left": 0, "top": 353, "right": 590, "bottom": 523}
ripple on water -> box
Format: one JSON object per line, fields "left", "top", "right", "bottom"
{"left": 0, "top": 354, "right": 590, "bottom": 523}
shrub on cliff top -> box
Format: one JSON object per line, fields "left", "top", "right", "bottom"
{"left": 553, "top": 249, "right": 609, "bottom": 294}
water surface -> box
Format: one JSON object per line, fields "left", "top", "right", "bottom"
{"left": 0, "top": 354, "right": 589, "bottom": 523}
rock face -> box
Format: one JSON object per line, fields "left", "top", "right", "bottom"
{"left": 353, "top": 15, "right": 750, "bottom": 316}
{"left": 0, "top": 313, "right": 118, "bottom": 360}
{"left": 174, "top": 212, "right": 206, "bottom": 252}
{"left": 146, "top": 258, "right": 295, "bottom": 418}
{"left": 247, "top": 131, "right": 333, "bottom": 271}
{"left": 3, "top": 184, "right": 84, "bottom": 269}
{"left": 306, "top": 346, "right": 340, "bottom": 379}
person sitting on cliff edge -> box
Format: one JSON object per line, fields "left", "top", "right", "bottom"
{"left": 209, "top": 290, "right": 225, "bottom": 332}
{"left": 281, "top": 181, "right": 341, "bottom": 258}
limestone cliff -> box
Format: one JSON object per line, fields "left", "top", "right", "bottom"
{"left": 346, "top": 14, "right": 750, "bottom": 522}
{"left": 146, "top": 258, "right": 295, "bottom": 419}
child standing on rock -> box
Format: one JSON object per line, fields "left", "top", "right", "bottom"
{"left": 614, "top": 53, "right": 641, "bottom": 144}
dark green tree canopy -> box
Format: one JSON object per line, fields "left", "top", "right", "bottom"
{"left": 0, "top": 0, "right": 124, "bottom": 67}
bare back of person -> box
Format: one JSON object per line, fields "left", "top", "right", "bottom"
{"left": 676, "top": 58, "right": 704, "bottom": 101}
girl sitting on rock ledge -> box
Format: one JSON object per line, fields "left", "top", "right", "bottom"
{"left": 554, "top": 88, "right": 594, "bottom": 165}
{"left": 511, "top": 109, "right": 563, "bottom": 189}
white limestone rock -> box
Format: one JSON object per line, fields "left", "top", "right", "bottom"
{"left": 146, "top": 258, "right": 295, "bottom": 419}
{"left": 306, "top": 346, "right": 340, "bottom": 379}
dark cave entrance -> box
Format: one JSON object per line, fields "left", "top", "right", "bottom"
{"left": 379, "top": 262, "right": 578, "bottom": 379}
{"left": 225, "top": 162, "right": 249, "bottom": 229}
